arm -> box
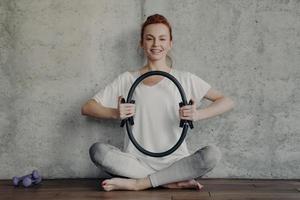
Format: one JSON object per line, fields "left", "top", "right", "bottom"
{"left": 81, "top": 99, "right": 119, "bottom": 120}
{"left": 195, "top": 88, "right": 235, "bottom": 121}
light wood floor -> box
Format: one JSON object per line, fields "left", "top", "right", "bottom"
{"left": 1, "top": 178, "right": 299, "bottom": 200}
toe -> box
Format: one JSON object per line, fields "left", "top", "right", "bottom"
{"left": 101, "top": 181, "right": 106, "bottom": 186}
{"left": 103, "top": 185, "right": 112, "bottom": 192}
{"left": 196, "top": 182, "right": 204, "bottom": 190}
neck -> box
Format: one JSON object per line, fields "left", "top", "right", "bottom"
{"left": 145, "top": 59, "right": 170, "bottom": 71}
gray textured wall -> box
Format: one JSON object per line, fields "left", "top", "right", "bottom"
{"left": 0, "top": 0, "right": 299, "bottom": 179}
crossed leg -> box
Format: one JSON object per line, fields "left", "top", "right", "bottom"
{"left": 89, "top": 143, "right": 221, "bottom": 191}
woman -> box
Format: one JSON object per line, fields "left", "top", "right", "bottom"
{"left": 82, "top": 14, "right": 234, "bottom": 191}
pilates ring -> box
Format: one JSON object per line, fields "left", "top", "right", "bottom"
{"left": 120, "top": 71, "right": 194, "bottom": 157}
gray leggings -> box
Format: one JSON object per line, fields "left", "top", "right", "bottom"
{"left": 89, "top": 143, "right": 222, "bottom": 187}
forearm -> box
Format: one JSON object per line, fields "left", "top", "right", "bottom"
{"left": 87, "top": 107, "right": 119, "bottom": 120}
{"left": 195, "top": 97, "right": 234, "bottom": 121}
{"left": 81, "top": 100, "right": 119, "bottom": 120}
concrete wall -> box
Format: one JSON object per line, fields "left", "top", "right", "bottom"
{"left": 0, "top": 0, "right": 299, "bottom": 179}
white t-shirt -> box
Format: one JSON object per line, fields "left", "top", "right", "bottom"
{"left": 92, "top": 68, "right": 211, "bottom": 170}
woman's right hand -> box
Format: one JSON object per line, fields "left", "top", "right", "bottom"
{"left": 117, "top": 96, "right": 136, "bottom": 120}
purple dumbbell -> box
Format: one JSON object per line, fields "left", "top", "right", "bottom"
{"left": 23, "top": 176, "right": 42, "bottom": 187}
{"left": 12, "top": 170, "right": 40, "bottom": 187}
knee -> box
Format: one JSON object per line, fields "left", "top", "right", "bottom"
{"left": 89, "top": 142, "right": 109, "bottom": 164}
{"left": 199, "top": 144, "right": 222, "bottom": 169}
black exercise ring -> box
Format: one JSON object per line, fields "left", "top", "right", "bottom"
{"left": 120, "top": 70, "right": 194, "bottom": 157}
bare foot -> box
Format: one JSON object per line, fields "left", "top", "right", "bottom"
{"left": 101, "top": 177, "right": 151, "bottom": 191}
{"left": 162, "top": 179, "right": 204, "bottom": 190}
{"left": 101, "top": 178, "right": 137, "bottom": 191}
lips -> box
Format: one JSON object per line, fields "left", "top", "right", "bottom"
{"left": 150, "top": 49, "right": 163, "bottom": 54}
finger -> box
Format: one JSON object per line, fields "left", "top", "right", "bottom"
{"left": 181, "top": 117, "right": 192, "bottom": 120}
{"left": 183, "top": 110, "right": 192, "bottom": 115}
{"left": 121, "top": 112, "right": 134, "bottom": 119}
{"left": 123, "top": 104, "right": 135, "bottom": 108}
{"left": 179, "top": 108, "right": 186, "bottom": 113}
{"left": 179, "top": 109, "right": 184, "bottom": 115}
{"left": 125, "top": 112, "right": 135, "bottom": 118}
{"left": 127, "top": 113, "right": 135, "bottom": 117}
{"left": 121, "top": 110, "right": 132, "bottom": 114}
{"left": 120, "top": 114, "right": 126, "bottom": 119}
{"left": 120, "top": 105, "right": 135, "bottom": 111}
{"left": 124, "top": 108, "right": 135, "bottom": 114}
{"left": 181, "top": 105, "right": 192, "bottom": 110}
{"left": 182, "top": 113, "right": 191, "bottom": 118}
{"left": 180, "top": 116, "right": 192, "bottom": 120}
{"left": 181, "top": 109, "right": 192, "bottom": 114}
{"left": 121, "top": 107, "right": 134, "bottom": 111}
{"left": 121, "top": 108, "right": 135, "bottom": 113}
{"left": 120, "top": 111, "right": 132, "bottom": 117}
{"left": 127, "top": 110, "right": 135, "bottom": 114}
{"left": 120, "top": 103, "right": 135, "bottom": 107}
{"left": 180, "top": 111, "right": 186, "bottom": 117}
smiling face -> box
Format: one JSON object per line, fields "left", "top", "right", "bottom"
{"left": 140, "top": 23, "right": 173, "bottom": 62}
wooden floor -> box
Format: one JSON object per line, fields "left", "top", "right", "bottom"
{"left": 1, "top": 178, "right": 299, "bottom": 200}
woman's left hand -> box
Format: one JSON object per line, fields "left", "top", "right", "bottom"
{"left": 179, "top": 98, "right": 197, "bottom": 121}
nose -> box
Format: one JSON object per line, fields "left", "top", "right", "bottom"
{"left": 153, "top": 39, "right": 159, "bottom": 46}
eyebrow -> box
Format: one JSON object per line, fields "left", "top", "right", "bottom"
{"left": 145, "top": 34, "right": 167, "bottom": 37}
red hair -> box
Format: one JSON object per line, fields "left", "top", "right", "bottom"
{"left": 140, "top": 14, "right": 173, "bottom": 43}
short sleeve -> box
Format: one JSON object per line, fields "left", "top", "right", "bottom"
{"left": 189, "top": 72, "right": 211, "bottom": 103}
{"left": 92, "top": 72, "right": 129, "bottom": 108}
